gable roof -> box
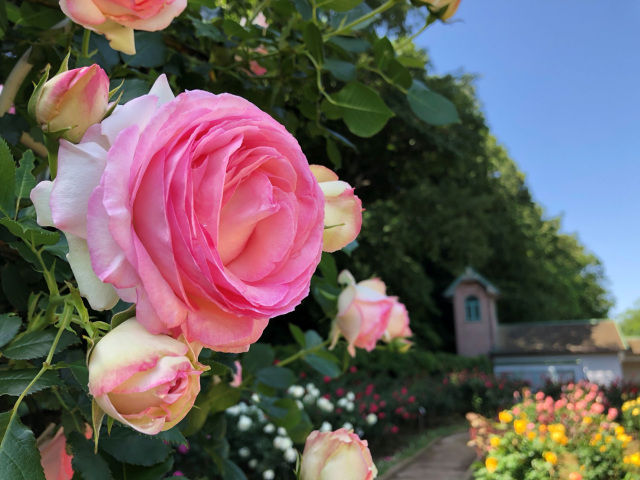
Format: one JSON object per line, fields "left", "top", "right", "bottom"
{"left": 443, "top": 267, "right": 500, "bottom": 298}
{"left": 492, "top": 319, "right": 625, "bottom": 356}
{"left": 625, "top": 337, "right": 640, "bottom": 354}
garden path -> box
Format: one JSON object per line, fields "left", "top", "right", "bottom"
{"left": 381, "top": 432, "right": 476, "bottom": 480}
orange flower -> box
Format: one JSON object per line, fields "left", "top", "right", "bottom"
{"left": 485, "top": 456, "right": 498, "bottom": 473}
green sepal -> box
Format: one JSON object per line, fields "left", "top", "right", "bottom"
{"left": 92, "top": 398, "right": 105, "bottom": 453}
{"left": 27, "top": 64, "right": 50, "bottom": 122}
{"left": 56, "top": 50, "right": 71, "bottom": 76}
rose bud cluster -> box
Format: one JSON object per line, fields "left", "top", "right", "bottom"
{"left": 32, "top": 64, "right": 110, "bottom": 143}
{"left": 299, "top": 428, "right": 378, "bottom": 480}
{"left": 87, "top": 318, "right": 205, "bottom": 435}
{"left": 59, "top": 0, "right": 187, "bottom": 55}
{"left": 330, "top": 270, "right": 412, "bottom": 357}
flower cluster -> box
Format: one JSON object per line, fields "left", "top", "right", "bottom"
{"left": 470, "top": 381, "right": 640, "bottom": 480}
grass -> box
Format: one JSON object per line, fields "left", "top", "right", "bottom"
{"left": 374, "top": 421, "right": 469, "bottom": 477}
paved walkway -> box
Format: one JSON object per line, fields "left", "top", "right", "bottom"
{"left": 381, "top": 432, "right": 477, "bottom": 480}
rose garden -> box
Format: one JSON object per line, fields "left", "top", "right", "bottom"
{"left": 0, "top": 1, "right": 636, "bottom": 479}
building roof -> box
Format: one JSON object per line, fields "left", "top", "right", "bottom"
{"left": 626, "top": 338, "right": 640, "bottom": 354}
{"left": 443, "top": 267, "right": 500, "bottom": 298}
{"left": 492, "top": 319, "right": 625, "bottom": 356}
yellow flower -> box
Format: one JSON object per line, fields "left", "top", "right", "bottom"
{"left": 600, "top": 445, "right": 607, "bottom": 453}
{"left": 499, "top": 411, "right": 513, "bottom": 423}
{"left": 544, "top": 451, "right": 558, "bottom": 465}
{"left": 615, "top": 425, "right": 625, "bottom": 436}
{"left": 551, "top": 431, "right": 568, "bottom": 445}
{"left": 526, "top": 431, "right": 537, "bottom": 440}
{"left": 514, "top": 419, "right": 527, "bottom": 435}
{"left": 489, "top": 436, "right": 501, "bottom": 448}
{"left": 632, "top": 408, "right": 640, "bottom": 416}
{"left": 582, "top": 416, "right": 593, "bottom": 425}
{"left": 485, "top": 456, "right": 498, "bottom": 473}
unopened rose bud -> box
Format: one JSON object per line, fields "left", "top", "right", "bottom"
{"left": 300, "top": 428, "right": 377, "bottom": 480}
{"left": 88, "top": 318, "right": 205, "bottom": 435}
{"left": 424, "top": 0, "right": 461, "bottom": 20}
{"left": 35, "top": 64, "right": 109, "bottom": 143}
{"left": 310, "top": 165, "right": 362, "bottom": 253}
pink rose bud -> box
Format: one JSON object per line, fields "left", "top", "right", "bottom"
{"left": 88, "top": 318, "right": 205, "bottom": 435}
{"left": 309, "top": 165, "right": 363, "bottom": 253}
{"left": 382, "top": 299, "right": 412, "bottom": 345}
{"left": 35, "top": 65, "right": 109, "bottom": 143}
{"left": 59, "top": 0, "right": 187, "bottom": 55}
{"left": 38, "top": 428, "right": 73, "bottom": 480}
{"left": 424, "top": 0, "right": 461, "bottom": 20}
{"left": 330, "top": 271, "right": 396, "bottom": 357}
{"left": 230, "top": 361, "right": 243, "bottom": 388}
{"left": 300, "top": 428, "right": 377, "bottom": 480}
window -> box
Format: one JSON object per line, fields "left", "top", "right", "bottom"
{"left": 465, "top": 296, "right": 481, "bottom": 322}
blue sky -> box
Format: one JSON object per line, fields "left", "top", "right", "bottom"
{"left": 417, "top": 1, "right": 640, "bottom": 317}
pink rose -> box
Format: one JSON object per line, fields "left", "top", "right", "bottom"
{"left": 38, "top": 428, "right": 73, "bottom": 480}
{"left": 424, "top": 0, "right": 461, "bottom": 20}
{"left": 59, "top": 0, "right": 187, "bottom": 55}
{"left": 309, "top": 165, "right": 363, "bottom": 253}
{"left": 299, "top": 428, "right": 377, "bottom": 480}
{"left": 34, "top": 65, "right": 110, "bottom": 143}
{"left": 88, "top": 318, "right": 204, "bottom": 434}
{"left": 230, "top": 361, "right": 243, "bottom": 388}
{"left": 32, "top": 75, "right": 324, "bottom": 352}
{"left": 330, "top": 270, "right": 395, "bottom": 357}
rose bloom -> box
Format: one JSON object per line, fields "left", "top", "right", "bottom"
{"left": 424, "top": 0, "right": 460, "bottom": 20}
{"left": 330, "top": 270, "right": 396, "bottom": 357}
{"left": 309, "top": 165, "right": 362, "bottom": 253}
{"left": 32, "top": 74, "right": 324, "bottom": 352}
{"left": 35, "top": 65, "right": 110, "bottom": 143}
{"left": 59, "top": 0, "right": 187, "bottom": 55}
{"left": 38, "top": 427, "right": 73, "bottom": 480}
{"left": 88, "top": 318, "right": 204, "bottom": 434}
{"left": 299, "top": 428, "right": 377, "bottom": 480}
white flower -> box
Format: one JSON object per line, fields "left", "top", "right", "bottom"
{"left": 238, "top": 415, "right": 253, "bottom": 431}
{"left": 317, "top": 397, "right": 334, "bottom": 413}
{"left": 342, "top": 422, "right": 354, "bottom": 430}
{"left": 251, "top": 393, "right": 261, "bottom": 403}
{"left": 284, "top": 447, "right": 298, "bottom": 463}
{"left": 366, "top": 413, "right": 377, "bottom": 426}
{"left": 263, "top": 470, "right": 275, "bottom": 480}
{"left": 337, "top": 398, "right": 349, "bottom": 408}
{"left": 345, "top": 402, "right": 355, "bottom": 412}
{"left": 227, "top": 402, "right": 247, "bottom": 416}
{"left": 263, "top": 423, "right": 276, "bottom": 434}
{"left": 319, "top": 421, "right": 332, "bottom": 432}
{"left": 296, "top": 400, "right": 304, "bottom": 410}
{"left": 287, "top": 385, "right": 305, "bottom": 398}
{"left": 303, "top": 394, "right": 316, "bottom": 405}
{"left": 277, "top": 427, "right": 287, "bottom": 436}
{"left": 274, "top": 435, "right": 293, "bottom": 451}
{"left": 346, "top": 392, "right": 355, "bottom": 401}
{"left": 239, "top": 447, "right": 251, "bottom": 458}
{"left": 248, "top": 459, "right": 258, "bottom": 469}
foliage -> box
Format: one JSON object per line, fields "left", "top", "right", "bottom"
{"left": 618, "top": 300, "right": 640, "bottom": 337}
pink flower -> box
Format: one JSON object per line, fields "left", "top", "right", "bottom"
{"left": 423, "top": 0, "right": 461, "bottom": 20}
{"left": 590, "top": 403, "right": 605, "bottom": 415}
{"left": 230, "top": 361, "right": 242, "bottom": 388}
{"left": 34, "top": 65, "right": 110, "bottom": 143}
{"left": 38, "top": 428, "right": 73, "bottom": 480}
{"left": 330, "top": 271, "right": 396, "bottom": 357}
{"left": 32, "top": 76, "right": 324, "bottom": 352}
{"left": 607, "top": 408, "right": 618, "bottom": 420}
{"left": 59, "top": 0, "right": 187, "bottom": 55}
{"left": 309, "top": 165, "right": 362, "bottom": 252}
{"left": 88, "top": 318, "right": 204, "bottom": 434}
{"left": 299, "top": 429, "right": 377, "bottom": 480}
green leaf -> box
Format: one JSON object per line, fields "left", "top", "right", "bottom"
{"left": 100, "top": 426, "right": 172, "bottom": 466}
{"left": 0, "top": 411, "right": 46, "bottom": 480}
{"left": 318, "top": 252, "right": 338, "bottom": 286}
{"left": 0, "top": 369, "right": 63, "bottom": 396}
{"left": 332, "top": 82, "right": 394, "bottom": 137}
{"left": 68, "top": 431, "right": 113, "bottom": 480}
{"left": 317, "top": 0, "right": 364, "bottom": 12}
{"left": 327, "top": 36, "right": 370, "bottom": 53}
{"left": 407, "top": 80, "right": 460, "bottom": 126}
{"left": 321, "top": 99, "right": 342, "bottom": 121}
{"left": 222, "top": 19, "right": 252, "bottom": 40}
{"left": 303, "top": 22, "right": 324, "bottom": 65}
{"left": 385, "top": 59, "right": 412, "bottom": 89}
{"left": 0, "top": 313, "right": 21, "bottom": 349}
{"left": 286, "top": 410, "right": 313, "bottom": 444}
{"left": 14, "top": 151, "right": 36, "bottom": 202}
{"left": 289, "top": 323, "right": 306, "bottom": 348}
{"left": 304, "top": 353, "right": 341, "bottom": 378}
{"left": 3, "top": 329, "right": 78, "bottom": 360}
{"left": 329, "top": 3, "right": 373, "bottom": 31}
{"left": 58, "top": 359, "right": 89, "bottom": 392}
{"left": 110, "top": 304, "right": 136, "bottom": 330}
{"left": 255, "top": 366, "right": 296, "bottom": 389}
{"left": 260, "top": 398, "right": 301, "bottom": 429}
{"left": 222, "top": 459, "right": 248, "bottom": 480}
{"left": 0, "top": 217, "right": 60, "bottom": 246}
{"left": 304, "top": 330, "right": 324, "bottom": 349}
{"left": 397, "top": 56, "right": 426, "bottom": 69}
{"left": 208, "top": 382, "right": 242, "bottom": 414}
{"left": 374, "top": 37, "right": 394, "bottom": 70}
{"left": 323, "top": 58, "right": 357, "bottom": 82}
{"left": 326, "top": 137, "right": 342, "bottom": 168}
{"left": 153, "top": 427, "right": 188, "bottom": 447}
{"left": 118, "top": 456, "right": 174, "bottom": 480}
{"left": 121, "top": 32, "right": 167, "bottom": 68}
{"left": 0, "top": 138, "right": 15, "bottom": 218}
{"left": 243, "top": 343, "right": 274, "bottom": 373}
